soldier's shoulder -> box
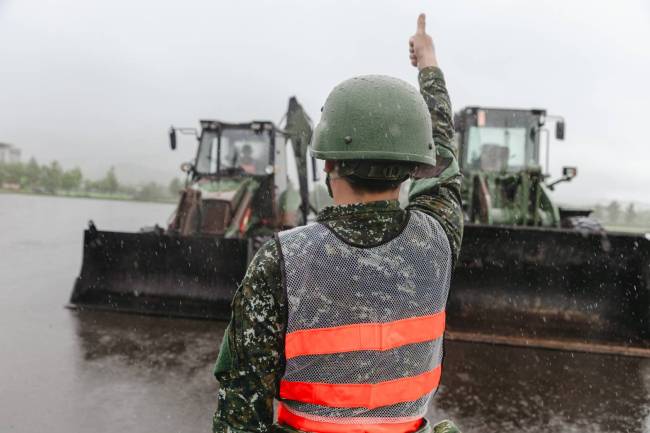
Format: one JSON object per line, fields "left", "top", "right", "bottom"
{"left": 244, "top": 237, "right": 281, "bottom": 282}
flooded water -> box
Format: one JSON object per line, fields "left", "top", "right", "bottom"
{"left": 1, "top": 193, "right": 648, "bottom": 433}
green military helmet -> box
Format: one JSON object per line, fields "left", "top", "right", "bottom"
{"left": 311, "top": 75, "right": 435, "bottom": 181}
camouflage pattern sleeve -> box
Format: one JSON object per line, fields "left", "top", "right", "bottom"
{"left": 212, "top": 239, "right": 286, "bottom": 433}
{"left": 407, "top": 66, "right": 464, "bottom": 265}
{"left": 432, "top": 420, "right": 462, "bottom": 433}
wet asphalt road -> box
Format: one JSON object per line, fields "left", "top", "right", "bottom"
{"left": 1, "top": 193, "right": 648, "bottom": 433}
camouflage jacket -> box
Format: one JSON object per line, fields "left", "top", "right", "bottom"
{"left": 213, "top": 67, "right": 463, "bottom": 433}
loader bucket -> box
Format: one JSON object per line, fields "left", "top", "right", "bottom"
{"left": 447, "top": 224, "right": 650, "bottom": 355}
{"left": 70, "top": 229, "right": 248, "bottom": 319}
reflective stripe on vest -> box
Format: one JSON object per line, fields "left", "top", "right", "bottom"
{"left": 284, "top": 311, "right": 445, "bottom": 359}
{"left": 277, "top": 403, "right": 425, "bottom": 433}
{"left": 277, "top": 210, "right": 452, "bottom": 428}
{"left": 280, "top": 365, "right": 442, "bottom": 409}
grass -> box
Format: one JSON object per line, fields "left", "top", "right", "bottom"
{"left": 0, "top": 188, "right": 176, "bottom": 204}
{"left": 603, "top": 225, "right": 650, "bottom": 234}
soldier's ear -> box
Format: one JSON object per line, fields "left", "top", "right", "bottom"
{"left": 324, "top": 161, "right": 336, "bottom": 173}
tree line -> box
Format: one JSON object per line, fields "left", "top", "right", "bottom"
{"left": 592, "top": 201, "right": 650, "bottom": 229}
{"left": 0, "top": 157, "right": 183, "bottom": 203}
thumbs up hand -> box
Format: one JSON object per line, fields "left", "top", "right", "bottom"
{"left": 409, "top": 13, "right": 438, "bottom": 70}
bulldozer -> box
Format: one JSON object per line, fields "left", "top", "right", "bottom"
{"left": 69, "top": 97, "right": 317, "bottom": 319}
{"left": 71, "top": 100, "right": 650, "bottom": 357}
{"left": 446, "top": 106, "right": 650, "bottom": 356}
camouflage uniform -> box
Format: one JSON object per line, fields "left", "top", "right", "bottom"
{"left": 213, "top": 66, "right": 463, "bottom": 433}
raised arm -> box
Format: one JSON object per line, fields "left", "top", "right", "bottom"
{"left": 407, "top": 13, "right": 464, "bottom": 265}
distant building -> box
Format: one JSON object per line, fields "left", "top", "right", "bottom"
{"left": 0, "top": 143, "right": 21, "bottom": 163}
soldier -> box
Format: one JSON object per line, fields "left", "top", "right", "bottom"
{"left": 238, "top": 144, "right": 256, "bottom": 174}
{"left": 213, "top": 13, "right": 463, "bottom": 433}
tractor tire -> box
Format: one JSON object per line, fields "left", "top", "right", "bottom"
{"left": 565, "top": 216, "right": 604, "bottom": 233}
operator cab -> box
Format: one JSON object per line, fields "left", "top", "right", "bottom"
{"left": 195, "top": 121, "right": 275, "bottom": 178}
{"left": 456, "top": 107, "right": 546, "bottom": 173}
{"left": 454, "top": 106, "right": 577, "bottom": 228}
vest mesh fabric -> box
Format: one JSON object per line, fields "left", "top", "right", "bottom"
{"left": 278, "top": 210, "right": 452, "bottom": 424}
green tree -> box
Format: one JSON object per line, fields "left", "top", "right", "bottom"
{"left": 624, "top": 203, "right": 636, "bottom": 226}
{"left": 168, "top": 177, "right": 183, "bottom": 197}
{"left": 97, "top": 166, "right": 119, "bottom": 193}
{"left": 606, "top": 201, "right": 621, "bottom": 224}
{"left": 135, "top": 182, "right": 167, "bottom": 202}
{"left": 9, "top": 162, "right": 29, "bottom": 189}
{"left": 25, "top": 157, "right": 40, "bottom": 188}
{"left": 83, "top": 179, "right": 96, "bottom": 192}
{"left": 61, "top": 167, "right": 83, "bottom": 191}
{"left": 2, "top": 162, "right": 25, "bottom": 185}
{"left": 639, "top": 210, "right": 650, "bottom": 229}
{"left": 42, "top": 161, "right": 63, "bottom": 193}
{"left": 592, "top": 204, "right": 605, "bottom": 221}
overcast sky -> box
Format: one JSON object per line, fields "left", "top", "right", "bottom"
{"left": 1, "top": 0, "right": 649, "bottom": 205}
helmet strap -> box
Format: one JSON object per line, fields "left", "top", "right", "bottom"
{"left": 325, "top": 173, "right": 333, "bottom": 198}
{"left": 324, "top": 169, "right": 342, "bottom": 198}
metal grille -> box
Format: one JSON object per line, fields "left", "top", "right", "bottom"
{"left": 278, "top": 210, "right": 452, "bottom": 421}
{"left": 200, "top": 200, "right": 231, "bottom": 235}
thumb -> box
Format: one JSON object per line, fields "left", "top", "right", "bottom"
{"left": 416, "top": 13, "right": 426, "bottom": 34}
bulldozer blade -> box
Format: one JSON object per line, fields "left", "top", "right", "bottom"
{"left": 71, "top": 224, "right": 650, "bottom": 357}
{"left": 70, "top": 229, "right": 248, "bottom": 319}
{"left": 448, "top": 224, "right": 650, "bottom": 355}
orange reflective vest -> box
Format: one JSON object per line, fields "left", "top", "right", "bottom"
{"left": 276, "top": 211, "right": 452, "bottom": 433}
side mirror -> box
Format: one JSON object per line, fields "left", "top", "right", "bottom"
{"left": 555, "top": 121, "right": 565, "bottom": 140}
{"left": 169, "top": 127, "right": 177, "bottom": 150}
{"left": 180, "top": 162, "right": 193, "bottom": 173}
{"left": 548, "top": 166, "right": 577, "bottom": 190}
{"left": 562, "top": 166, "right": 577, "bottom": 179}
